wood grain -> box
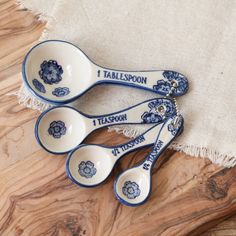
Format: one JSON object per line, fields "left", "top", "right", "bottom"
{"left": 1, "top": 1, "right": 236, "bottom": 235}
{"left": 202, "top": 215, "right": 236, "bottom": 236}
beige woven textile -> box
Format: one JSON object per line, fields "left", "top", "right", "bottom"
{"left": 15, "top": 0, "right": 236, "bottom": 167}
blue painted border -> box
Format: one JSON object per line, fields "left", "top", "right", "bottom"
{"left": 22, "top": 40, "right": 189, "bottom": 104}
{"left": 35, "top": 98, "right": 174, "bottom": 154}
{"left": 113, "top": 118, "right": 184, "bottom": 207}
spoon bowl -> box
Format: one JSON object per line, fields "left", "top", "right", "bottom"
{"left": 114, "top": 166, "right": 151, "bottom": 206}
{"left": 36, "top": 106, "right": 87, "bottom": 154}
{"left": 23, "top": 40, "right": 189, "bottom": 104}
{"left": 23, "top": 40, "right": 93, "bottom": 103}
{"left": 66, "top": 145, "right": 113, "bottom": 187}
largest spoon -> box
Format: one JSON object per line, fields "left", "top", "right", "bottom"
{"left": 22, "top": 40, "right": 189, "bottom": 104}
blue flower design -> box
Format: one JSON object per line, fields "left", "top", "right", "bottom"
{"left": 141, "top": 112, "right": 163, "bottom": 123}
{"left": 52, "top": 87, "right": 70, "bottom": 97}
{"left": 163, "top": 71, "right": 188, "bottom": 94}
{"left": 78, "top": 161, "right": 97, "bottom": 178}
{"left": 153, "top": 71, "right": 188, "bottom": 95}
{"left": 48, "top": 120, "right": 66, "bottom": 138}
{"left": 122, "top": 181, "right": 141, "bottom": 199}
{"left": 153, "top": 80, "right": 171, "bottom": 94}
{"left": 141, "top": 99, "right": 176, "bottom": 124}
{"left": 163, "top": 71, "right": 183, "bottom": 81}
{"left": 32, "top": 79, "right": 46, "bottom": 93}
{"left": 39, "top": 60, "right": 63, "bottom": 84}
{"left": 168, "top": 115, "right": 183, "bottom": 136}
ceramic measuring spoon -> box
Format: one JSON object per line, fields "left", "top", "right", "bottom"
{"left": 114, "top": 114, "right": 184, "bottom": 206}
{"left": 22, "top": 40, "right": 189, "bottom": 104}
{"left": 66, "top": 122, "right": 166, "bottom": 187}
{"left": 35, "top": 98, "right": 176, "bottom": 154}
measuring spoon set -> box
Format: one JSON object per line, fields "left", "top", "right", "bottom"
{"left": 23, "top": 40, "right": 189, "bottom": 206}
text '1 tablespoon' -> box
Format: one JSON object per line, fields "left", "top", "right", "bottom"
{"left": 114, "top": 114, "right": 184, "bottom": 206}
{"left": 66, "top": 123, "right": 164, "bottom": 187}
{"left": 35, "top": 98, "right": 176, "bottom": 154}
{"left": 23, "top": 40, "right": 189, "bottom": 104}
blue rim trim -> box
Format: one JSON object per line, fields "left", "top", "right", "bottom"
{"left": 113, "top": 117, "right": 184, "bottom": 206}
{"left": 22, "top": 39, "right": 189, "bottom": 104}
{"left": 65, "top": 123, "right": 163, "bottom": 188}
{"left": 35, "top": 98, "right": 175, "bottom": 154}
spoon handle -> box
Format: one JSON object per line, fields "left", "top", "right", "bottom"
{"left": 94, "top": 66, "right": 188, "bottom": 97}
{"left": 110, "top": 123, "right": 164, "bottom": 158}
{"left": 86, "top": 98, "right": 176, "bottom": 129}
{"left": 141, "top": 115, "right": 184, "bottom": 171}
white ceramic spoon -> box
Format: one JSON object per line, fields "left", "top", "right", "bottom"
{"left": 35, "top": 98, "right": 176, "bottom": 154}
{"left": 66, "top": 123, "right": 165, "bottom": 187}
{"left": 22, "top": 40, "right": 189, "bottom": 104}
{"left": 114, "top": 114, "right": 184, "bottom": 206}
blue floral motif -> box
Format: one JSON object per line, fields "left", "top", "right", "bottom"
{"left": 78, "top": 161, "right": 97, "bottom": 178}
{"left": 153, "top": 71, "right": 188, "bottom": 95}
{"left": 39, "top": 60, "right": 63, "bottom": 84}
{"left": 122, "top": 181, "right": 141, "bottom": 199}
{"left": 141, "top": 99, "right": 176, "bottom": 124}
{"left": 32, "top": 79, "right": 46, "bottom": 93}
{"left": 168, "top": 115, "right": 183, "bottom": 136}
{"left": 52, "top": 87, "right": 70, "bottom": 97}
{"left": 153, "top": 80, "right": 172, "bottom": 94}
{"left": 48, "top": 120, "right": 66, "bottom": 138}
{"left": 141, "top": 112, "right": 163, "bottom": 123}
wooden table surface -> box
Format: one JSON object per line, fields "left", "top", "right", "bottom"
{"left": 1, "top": 1, "right": 236, "bottom": 235}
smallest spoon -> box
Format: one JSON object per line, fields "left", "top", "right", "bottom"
{"left": 114, "top": 114, "right": 184, "bottom": 206}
